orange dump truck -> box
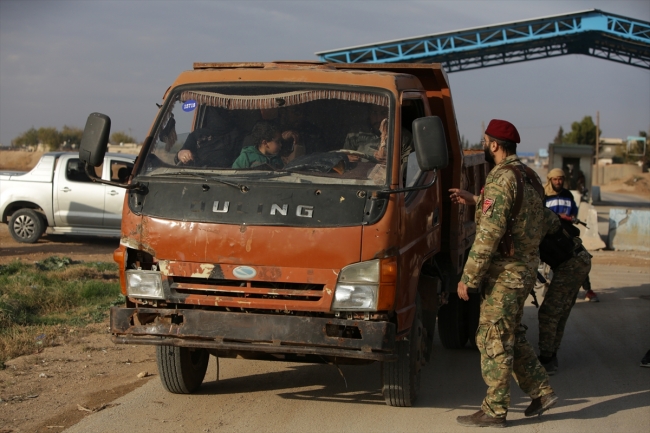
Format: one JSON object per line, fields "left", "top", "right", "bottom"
{"left": 79, "top": 62, "right": 488, "bottom": 406}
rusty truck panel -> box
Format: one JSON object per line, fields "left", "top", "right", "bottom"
{"left": 111, "top": 307, "right": 397, "bottom": 362}
{"left": 120, "top": 215, "right": 363, "bottom": 268}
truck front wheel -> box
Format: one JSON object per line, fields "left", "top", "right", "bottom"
{"left": 156, "top": 346, "right": 209, "bottom": 394}
{"left": 381, "top": 294, "right": 425, "bottom": 407}
{"left": 8, "top": 209, "right": 45, "bottom": 243}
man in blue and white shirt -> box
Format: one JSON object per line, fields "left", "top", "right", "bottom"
{"left": 543, "top": 168, "right": 599, "bottom": 302}
{"left": 544, "top": 168, "right": 578, "bottom": 221}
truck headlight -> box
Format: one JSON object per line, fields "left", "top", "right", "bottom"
{"left": 331, "top": 260, "right": 379, "bottom": 311}
{"left": 125, "top": 270, "right": 164, "bottom": 299}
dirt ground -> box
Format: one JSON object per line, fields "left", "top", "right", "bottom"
{"left": 599, "top": 171, "right": 650, "bottom": 198}
{"left": 0, "top": 225, "right": 157, "bottom": 433}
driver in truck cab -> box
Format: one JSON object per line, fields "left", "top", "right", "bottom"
{"left": 175, "top": 107, "right": 242, "bottom": 167}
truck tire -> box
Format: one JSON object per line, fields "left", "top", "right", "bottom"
{"left": 156, "top": 346, "right": 209, "bottom": 394}
{"left": 381, "top": 294, "right": 425, "bottom": 407}
{"left": 437, "top": 294, "right": 469, "bottom": 349}
{"left": 466, "top": 292, "right": 481, "bottom": 349}
{"left": 8, "top": 209, "right": 45, "bottom": 243}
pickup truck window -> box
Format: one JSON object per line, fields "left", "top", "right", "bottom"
{"left": 65, "top": 159, "right": 101, "bottom": 183}
{"left": 111, "top": 160, "right": 134, "bottom": 183}
{"left": 140, "top": 85, "right": 394, "bottom": 186}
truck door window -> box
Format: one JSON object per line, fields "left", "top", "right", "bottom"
{"left": 65, "top": 159, "right": 101, "bottom": 183}
{"left": 141, "top": 85, "right": 394, "bottom": 186}
{"left": 401, "top": 98, "right": 426, "bottom": 189}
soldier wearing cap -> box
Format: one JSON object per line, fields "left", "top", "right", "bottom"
{"left": 454, "top": 119, "right": 558, "bottom": 428}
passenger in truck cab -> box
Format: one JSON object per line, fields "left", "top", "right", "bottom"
{"left": 175, "top": 107, "right": 242, "bottom": 167}
{"left": 343, "top": 105, "right": 413, "bottom": 165}
{"left": 277, "top": 105, "right": 322, "bottom": 156}
{"left": 231, "top": 121, "right": 286, "bottom": 170}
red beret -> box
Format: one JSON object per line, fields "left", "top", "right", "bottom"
{"left": 485, "top": 119, "right": 520, "bottom": 143}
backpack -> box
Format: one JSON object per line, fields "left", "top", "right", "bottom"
{"left": 539, "top": 224, "right": 577, "bottom": 269}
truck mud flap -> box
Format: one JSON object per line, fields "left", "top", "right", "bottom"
{"left": 111, "top": 307, "right": 397, "bottom": 362}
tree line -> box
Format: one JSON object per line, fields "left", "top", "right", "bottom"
{"left": 462, "top": 115, "right": 648, "bottom": 158}
{"left": 11, "top": 126, "right": 138, "bottom": 151}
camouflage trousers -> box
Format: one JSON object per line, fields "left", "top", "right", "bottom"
{"left": 477, "top": 282, "right": 554, "bottom": 418}
{"left": 538, "top": 250, "right": 592, "bottom": 357}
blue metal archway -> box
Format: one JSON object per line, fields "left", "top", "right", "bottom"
{"left": 315, "top": 9, "right": 650, "bottom": 71}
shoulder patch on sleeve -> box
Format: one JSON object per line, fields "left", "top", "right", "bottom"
{"left": 482, "top": 197, "right": 495, "bottom": 215}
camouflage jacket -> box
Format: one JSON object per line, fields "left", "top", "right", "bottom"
{"left": 541, "top": 207, "right": 562, "bottom": 237}
{"left": 461, "top": 155, "right": 545, "bottom": 289}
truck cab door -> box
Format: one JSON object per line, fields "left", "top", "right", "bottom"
{"left": 54, "top": 157, "right": 105, "bottom": 228}
{"left": 102, "top": 158, "right": 133, "bottom": 228}
{"left": 395, "top": 93, "right": 441, "bottom": 309}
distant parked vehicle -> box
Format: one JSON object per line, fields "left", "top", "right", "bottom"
{"left": 0, "top": 152, "right": 136, "bottom": 243}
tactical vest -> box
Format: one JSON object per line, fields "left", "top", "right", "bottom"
{"left": 498, "top": 164, "right": 581, "bottom": 268}
{"left": 497, "top": 163, "right": 545, "bottom": 257}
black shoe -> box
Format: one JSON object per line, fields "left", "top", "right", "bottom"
{"left": 456, "top": 410, "right": 506, "bottom": 428}
{"left": 525, "top": 392, "right": 559, "bottom": 417}
{"left": 641, "top": 350, "right": 650, "bottom": 368}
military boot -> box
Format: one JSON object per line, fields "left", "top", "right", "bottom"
{"left": 539, "top": 354, "right": 557, "bottom": 375}
{"left": 456, "top": 410, "right": 506, "bottom": 428}
{"left": 525, "top": 392, "right": 559, "bottom": 417}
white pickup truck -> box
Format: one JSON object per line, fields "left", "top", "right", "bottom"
{"left": 1, "top": 152, "right": 136, "bottom": 243}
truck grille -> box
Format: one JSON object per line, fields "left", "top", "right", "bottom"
{"left": 169, "top": 276, "right": 324, "bottom": 301}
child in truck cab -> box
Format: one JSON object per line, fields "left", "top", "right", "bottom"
{"left": 232, "top": 121, "right": 286, "bottom": 170}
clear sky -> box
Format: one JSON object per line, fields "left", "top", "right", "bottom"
{"left": 0, "top": 0, "right": 648, "bottom": 153}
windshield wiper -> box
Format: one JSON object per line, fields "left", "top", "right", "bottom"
{"left": 231, "top": 170, "right": 293, "bottom": 180}
{"left": 147, "top": 171, "right": 249, "bottom": 192}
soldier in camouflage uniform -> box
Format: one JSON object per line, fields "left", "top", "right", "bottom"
{"left": 454, "top": 119, "right": 558, "bottom": 428}
{"left": 538, "top": 208, "right": 592, "bottom": 375}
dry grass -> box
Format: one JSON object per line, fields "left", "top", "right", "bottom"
{"left": 0, "top": 150, "right": 44, "bottom": 171}
{"left": 0, "top": 259, "right": 122, "bottom": 368}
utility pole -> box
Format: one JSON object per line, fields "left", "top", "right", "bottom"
{"left": 595, "top": 111, "right": 600, "bottom": 185}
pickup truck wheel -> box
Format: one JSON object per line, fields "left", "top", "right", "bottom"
{"left": 8, "top": 209, "right": 44, "bottom": 243}
{"left": 381, "top": 294, "right": 424, "bottom": 407}
{"left": 437, "top": 294, "right": 469, "bottom": 349}
{"left": 156, "top": 346, "right": 209, "bottom": 394}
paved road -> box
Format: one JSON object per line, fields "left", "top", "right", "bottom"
{"left": 66, "top": 261, "right": 650, "bottom": 433}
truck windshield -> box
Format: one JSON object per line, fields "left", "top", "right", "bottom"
{"left": 139, "top": 85, "right": 393, "bottom": 186}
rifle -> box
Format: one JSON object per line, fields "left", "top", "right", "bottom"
{"left": 574, "top": 218, "right": 588, "bottom": 229}
{"left": 560, "top": 213, "right": 589, "bottom": 229}
{"left": 530, "top": 271, "right": 547, "bottom": 309}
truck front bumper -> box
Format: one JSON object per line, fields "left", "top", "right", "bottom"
{"left": 110, "top": 307, "right": 397, "bottom": 362}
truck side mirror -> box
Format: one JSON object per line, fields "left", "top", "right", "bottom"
{"left": 412, "top": 116, "right": 449, "bottom": 171}
{"left": 80, "top": 113, "right": 111, "bottom": 167}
